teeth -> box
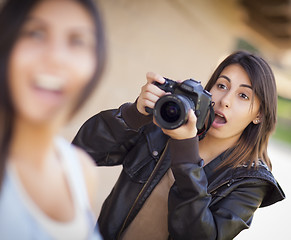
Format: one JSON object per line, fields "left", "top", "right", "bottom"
{"left": 216, "top": 113, "right": 224, "bottom": 118}
{"left": 35, "top": 74, "right": 64, "bottom": 91}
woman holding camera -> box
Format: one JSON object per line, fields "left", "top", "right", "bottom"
{"left": 0, "top": 0, "right": 105, "bottom": 239}
{"left": 73, "top": 51, "right": 285, "bottom": 240}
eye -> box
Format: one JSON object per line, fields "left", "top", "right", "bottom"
{"left": 70, "top": 36, "right": 86, "bottom": 46}
{"left": 217, "top": 83, "right": 227, "bottom": 90}
{"left": 239, "top": 93, "right": 249, "bottom": 100}
{"left": 20, "top": 28, "right": 46, "bottom": 40}
{"left": 69, "top": 34, "right": 94, "bottom": 49}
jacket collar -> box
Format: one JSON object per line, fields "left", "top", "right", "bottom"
{"left": 205, "top": 151, "right": 285, "bottom": 207}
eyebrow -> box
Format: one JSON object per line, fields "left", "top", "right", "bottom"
{"left": 24, "top": 17, "right": 95, "bottom": 35}
{"left": 218, "top": 75, "right": 253, "bottom": 89}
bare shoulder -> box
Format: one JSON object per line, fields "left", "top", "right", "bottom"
{"left": 72, "top": 145, "right": 99, "bottom": 217}
{"left": 73, "top": 145, "right": 96, "bottom": 167}
{"left": 73, "top": 145, "right": 97, "bottom": 183}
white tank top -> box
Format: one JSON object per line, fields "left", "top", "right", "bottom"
{"left": 0, "top": 137, "right": 102, "bottom": 240}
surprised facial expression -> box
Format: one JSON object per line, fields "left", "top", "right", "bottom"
{"left": 208, "top": 64, "right": 261, "bottom": 142}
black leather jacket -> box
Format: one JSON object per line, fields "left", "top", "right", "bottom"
{"left": 72, "top": 102, "right": 285, "bottom": 240}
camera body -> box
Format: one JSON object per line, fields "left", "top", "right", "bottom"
{"left": 148, "top": 77, "right": 212, "bottom": 130}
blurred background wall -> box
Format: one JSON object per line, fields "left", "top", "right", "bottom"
{"left": 60, "top": 0, "right": 291, "bottom": 239}
{"left": 63, "top": 0, "right": 291, "bottom": 140}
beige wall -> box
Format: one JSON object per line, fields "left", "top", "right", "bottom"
{"left": 62, "top": 0, "right": 289, "bottom": 140}
{"left": 62, "top": 0, "right": 244, "bottom": 139}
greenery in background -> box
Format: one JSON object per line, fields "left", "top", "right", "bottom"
{"left": 235, "top": 38, "right": 260, "bottom": 55}
{"left": 273, "top": 97, "right": 291, "bottom": 144}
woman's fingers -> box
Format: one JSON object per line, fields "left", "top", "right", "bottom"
{"left": 156, "top": 110, "right": 198, "bottom": 140}
{"left": 146, "top": 72, "right": 165, "bottom": 85}
{"left": 137, "top": 72, "right": 167, "bottom": 115}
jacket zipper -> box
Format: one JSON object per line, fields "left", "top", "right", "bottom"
{"left": 208, "top": 179, "right": 232, "bottom": 194}
{"left": 117, "top": 140, "right": 170, "bottom": 239}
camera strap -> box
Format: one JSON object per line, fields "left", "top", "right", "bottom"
{"left": 198, "top": 102, "right": 215, "bottom": 140}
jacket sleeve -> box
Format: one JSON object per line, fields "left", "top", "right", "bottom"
{"left": 72, "top": 102, "right": 152, "bottom": 166}
{"left": 167, "top": 138, "right": 269, "bottom": 240}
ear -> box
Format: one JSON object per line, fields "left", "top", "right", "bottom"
{"left": 253, "top": 112, "right": 262, "bottom": 125}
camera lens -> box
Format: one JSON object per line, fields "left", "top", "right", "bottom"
{"left": 154, "top": 94, "right": 193, "bottom": 129}
{"left": 160, "top": 101, "right": 181, "bottom": 123}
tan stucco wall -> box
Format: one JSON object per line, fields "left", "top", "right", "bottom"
{"left": 62, "top": 0, "right": 290, "bottom": 140}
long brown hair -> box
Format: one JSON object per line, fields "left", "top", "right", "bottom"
{"left": 0, "top": 0, "right": 106, "bottom": 187}
{"left": 205, "top": 51, "right": 277, "bottom": 170}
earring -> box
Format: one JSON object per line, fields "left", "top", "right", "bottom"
{"left": 255, "top": 119, "right": 260, "bottom": 124}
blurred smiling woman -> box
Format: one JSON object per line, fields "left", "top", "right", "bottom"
{"left": 0, "top": 0, "right": 105, "bottom": 239}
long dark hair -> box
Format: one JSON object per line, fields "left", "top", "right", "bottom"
{"left": 205, "top": 50, "right": 277, "bottom": 170}
{"left": 0, "top": 0, "right": 106, "bottom": 187}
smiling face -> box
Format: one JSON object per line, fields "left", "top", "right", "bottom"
{"left": 8, "top": 0, "right": 97, "bottom": 126}
{"left": 207, "top": 64, "right": 261, "bottom": 143}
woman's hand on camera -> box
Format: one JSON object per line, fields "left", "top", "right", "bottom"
{"left": 137, "top": 72, "right": 166, "bottom": 115}
{"left": 155, "top": 109, "right": 198, "bottom": 140}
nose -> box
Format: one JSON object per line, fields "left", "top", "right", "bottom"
{"left": 220, "top": 91, "right": 232, "bottom": 108}
{"left": 45, "top": 38, "right": 68, "bottom": 68}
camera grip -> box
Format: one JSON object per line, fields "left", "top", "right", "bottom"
{"left": 145, "top": 106, "right": 153, "bottom": 114}
{"left": 144, "top": 78, "right": 174, "bottom": 115}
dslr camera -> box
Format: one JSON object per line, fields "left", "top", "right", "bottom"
{"left": 146, "top": 77, "right": 212, "bottom": 130}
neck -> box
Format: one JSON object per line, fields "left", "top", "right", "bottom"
{"left": 9, "top": 118, "right": 60, "bottom": 166}
{"left": 199, "top": 134, "right": 239, "bottom": 165}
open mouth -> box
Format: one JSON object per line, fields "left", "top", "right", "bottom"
{"left": 34, "top": 73, "right": 65, "bottom": 92}
{"left": 214, "top": 111, "right": 227, "bottom": 124}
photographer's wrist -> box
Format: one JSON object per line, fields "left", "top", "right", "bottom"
{"left": 170, "top": 136, "right": 201, "bottom": 165}
{"left": 122, "top": 100, "right": 152, "bottom": 130}
{"left": 136, "top": 97, "right": 149, "bottom": 116}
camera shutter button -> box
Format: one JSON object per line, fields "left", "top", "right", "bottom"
{"left": 195, "top": 110, "right": 201, "bottom": 117}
